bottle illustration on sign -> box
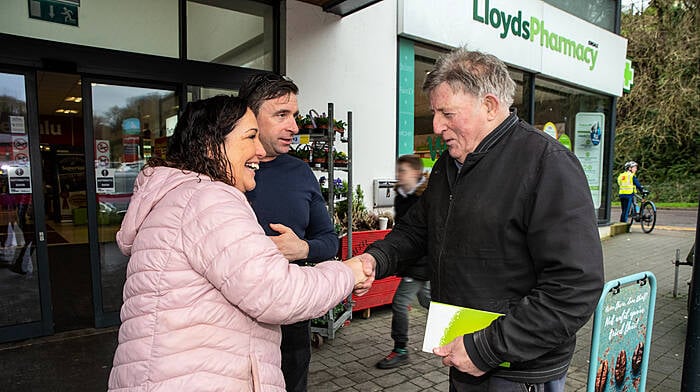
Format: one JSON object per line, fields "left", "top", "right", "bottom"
{"left": 590, "top": 122, "right": 601, "bottom": 146}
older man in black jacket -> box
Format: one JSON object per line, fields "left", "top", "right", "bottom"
{"left": 352, "top": 49, "right": 604, "bottom": 391}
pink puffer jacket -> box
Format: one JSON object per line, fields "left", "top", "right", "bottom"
{"left": 108, "top": 167, "right": 354, "bottom": 391}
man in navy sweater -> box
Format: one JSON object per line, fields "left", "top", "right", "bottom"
{"left": 240, "top": 73, "right": 338, "bottom": 392}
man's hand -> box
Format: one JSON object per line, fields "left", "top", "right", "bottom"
{"left": 269, "top": 223, "right": 309, "bottom": 262}
{"left": 433, "top": 336, "right": 486, "bottom": 376}
{"left": 347, "top": 253, "right": 376, "bottom": 296}
{"left": 343, "top": 257, "right": 368, "bottom": 286}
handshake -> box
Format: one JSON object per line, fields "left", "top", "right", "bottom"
{"left": 343, "top": 254, "right": 377, "bottom": 296}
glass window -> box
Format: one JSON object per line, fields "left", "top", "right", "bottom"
{"left": 91, "top": 83, "right": 178, "bottom": 313}
{"left": 0, "top": 72, "right": 41, "bottom": 327}
{"left": 0, "top": 0, "right": 178, "bottom": 58}
{"left": 534, "top": 77, "right": 613, "bottom": 219}
{"left": 542, "top": 0, "right": 617, "bottom": 32}
{"left": 413, "top": 45, "right": 447, "bottom": 160}
{"left": 510, "top": 68, "right": 532, "bottom": 123}
{"left": 187, "top": 86, "right": 238, "bottom": 102}
{"left": 411, "top": 45, "right": 532, "bottom": 160}
{"left": 187, "top": 0, "right": 274, "bottom": 71}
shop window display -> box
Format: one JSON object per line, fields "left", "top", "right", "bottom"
{"left": 411, "top": 44, "right": 531, "bottom": 161}
{"left": 534, "top": 77, "right": 613, "bottom": 221}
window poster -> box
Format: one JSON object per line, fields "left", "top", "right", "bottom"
{"left": 8, "top": 165, "right": 31, "bottom": 194}
{"left": 574, "top": 112, "right": 605, "bottom": 209}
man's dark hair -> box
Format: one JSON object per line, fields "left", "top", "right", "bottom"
{"left": 146, "top": 95, "right": 247, "bottom": 187}
{"left": 238, "top": 73, "right": 299, "bottom": 115}
{"left": 396, "top": 154, "right": 423, "bottom": 171}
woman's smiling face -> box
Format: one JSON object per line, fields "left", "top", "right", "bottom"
{"left": 223, "top": 108, "right": 265, "bottom": 192}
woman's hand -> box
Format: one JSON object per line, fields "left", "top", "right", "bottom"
{"left": 344, "top": 257, "right": 368, "bottom": 286}
{"left": 343, "top": 254, "right": 376, "bottom": 292}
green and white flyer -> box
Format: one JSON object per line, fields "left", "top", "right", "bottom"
{"left": 422, "top": 301, "right": 503, "bottom": 353}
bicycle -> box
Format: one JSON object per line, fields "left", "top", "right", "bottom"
{"left": 627, "top": 189, "right": 657, "bottom": 233}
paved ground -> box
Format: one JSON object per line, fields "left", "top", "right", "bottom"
{"left": 307, "top": 228, "right": 696, "bottom": 392}
{"left": 0, "top": 226, "right": 696, "bottom": 392}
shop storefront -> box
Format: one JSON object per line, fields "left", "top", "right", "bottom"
{"left": 0, "top": 0, "right": 628, "bottom": 343}
{"left": 0, "top": 0, "right": 278, "bottom": 343}
{"left": 284, "top": 0, "right": 627, "bottom": 226}
{"left": 397, "top": 0, "right": 628, "bottom": 224}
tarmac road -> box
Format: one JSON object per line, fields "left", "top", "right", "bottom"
{"left": 610, "top": 206, "right": 698, "bottom": 229}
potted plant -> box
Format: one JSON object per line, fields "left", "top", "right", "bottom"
{"left": 333, "top": 178, "right": 348, "bottom": 199}
{"left": 312, "top": 143, "right": 328, "bottom": 165}
{"left": 296, "top": 114, "right": 315, "bottom": 131}
{"left": 333, "top": 150, "right": 348, "bottom": 167}
{"left": 333, "top": 119, "right": 347, "bottom": 134}
{"left": 288, "top": 144, "right": 311, "bottom": 162}
{"left": 306, "top": 110, "right": 346, "bottom": 135}
{"left": 334, "top": 185, "right": 388, "bottom": 234}
{"left": 314, "top": 113, "right": 329, "bottom": 130}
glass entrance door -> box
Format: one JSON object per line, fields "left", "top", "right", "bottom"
{"left": 86, "top": 80, "right": 178, "bottom": 326}
{"left": 37, "top": 71, "right": 94, "bottom": 332}
{"left": 1, "top": 72, "right": 179, "bottom": 340}
{"left": 0, "top": 71, "right": 53, "bottom": 341}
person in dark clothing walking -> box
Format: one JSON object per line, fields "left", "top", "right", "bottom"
{"left": 376, "top": 155, "right": 431, "bottom": 369}
{"left": 351, "top": 48, "right": 604, "bottom": 391}
{"left": 240, "top": 73, "right": 339, "bottom": 392}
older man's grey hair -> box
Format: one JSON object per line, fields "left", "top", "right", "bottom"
{"left": 423, "top": 48, "right": 516, "bottom": 108}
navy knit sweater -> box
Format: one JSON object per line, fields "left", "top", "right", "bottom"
{"left": 246, "top": 153, "right": 339, "bottom": 264}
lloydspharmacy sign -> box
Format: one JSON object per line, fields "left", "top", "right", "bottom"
{"left": 472, "top": 0, "right": 599, "bottom": 70}
{"left": 398, "top": 0, "right": 628, "bottom": 96}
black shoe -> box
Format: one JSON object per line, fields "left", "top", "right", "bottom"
{"left": 376, "top": 349, "right": 409, "bottom": 369}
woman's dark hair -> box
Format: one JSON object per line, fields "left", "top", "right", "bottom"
{"left": 146, "top": 95, "right": 248, "bottom": 186}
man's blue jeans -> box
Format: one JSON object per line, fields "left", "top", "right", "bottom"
{"left": 620, "top": 194, "right": 634, "bottom": 222}
{"left": 391, "top": 277, "right": 431, "bottom": 348}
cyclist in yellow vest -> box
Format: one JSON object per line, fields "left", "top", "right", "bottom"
{"left": 617, "top": 161, "right": 644, "bottom": 222}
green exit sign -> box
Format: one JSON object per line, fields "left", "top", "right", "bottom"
{"left": 28, "top": 0, "right": 79, "bottom": 27}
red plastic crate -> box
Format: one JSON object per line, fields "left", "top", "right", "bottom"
{"left": 339, "top": 229, "right": 391, "bottom": 259}
{"left": 352, "top": 275, "right": 401, "bottom": 311}
{"left": 339, "top": 230, "right": 399, "bottom": 312}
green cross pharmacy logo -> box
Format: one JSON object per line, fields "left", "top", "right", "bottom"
{"left": 623, "top": 59, "right": 634, "bottom": 93}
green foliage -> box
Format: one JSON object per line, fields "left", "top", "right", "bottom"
{"left": 334, "top": 185, "right": 380, "bottom": 233}
{"left": 616, "top": 0, "right": 699, "bottom": 202}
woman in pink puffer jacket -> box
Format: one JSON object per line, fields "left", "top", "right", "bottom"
{"left": 108, "top": 96, "right": 363, "bottom": 391}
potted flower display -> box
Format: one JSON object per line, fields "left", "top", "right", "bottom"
{"left": 296, "top": 115, "right": 313, "bottom": 131}
{"left": 312, "top": 143, "right": 328, "bottom": 165}
{"left": 305, "top": 110, "right": 346, "bottom": 135}
{"left": 333, "top": 150, "right": 348, "bottom": 167}
{"left": 288, "top": 144, "right": 311, "bottom": 163}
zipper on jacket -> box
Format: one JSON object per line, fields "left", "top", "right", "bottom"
{"left": 438, "top": 192, "right": 455, "bottom": 300}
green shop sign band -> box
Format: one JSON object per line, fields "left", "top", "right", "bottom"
{"left": 398, "top": 0, "right": 628, "bottom": 96}
{"left": 472, "top": 0, "right": 599, "bottom": 70}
